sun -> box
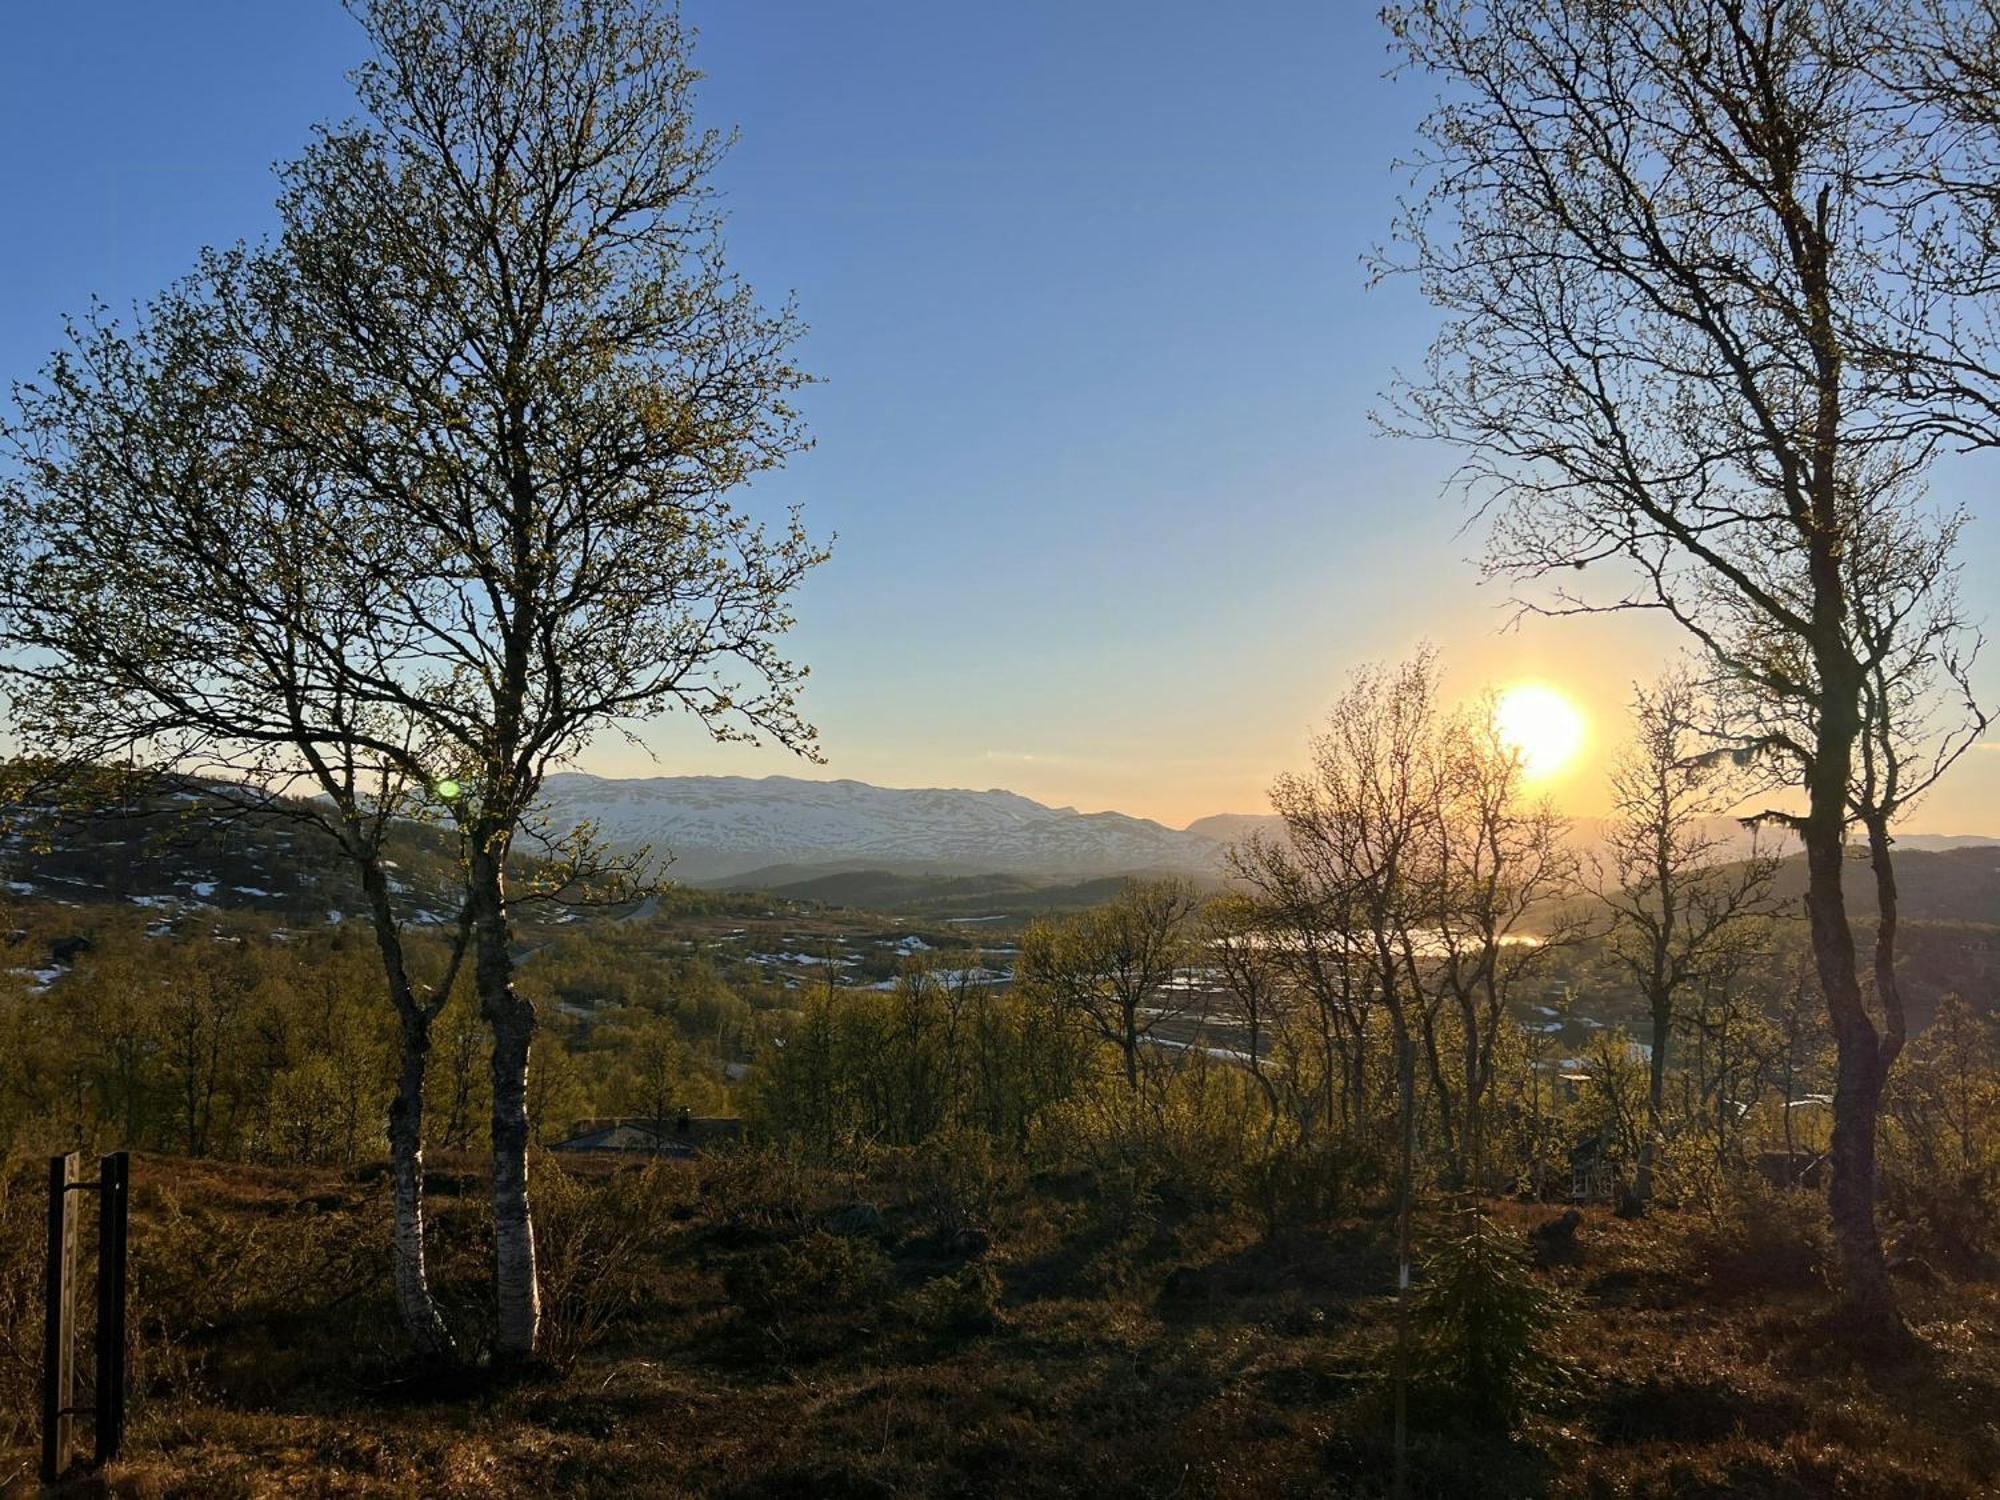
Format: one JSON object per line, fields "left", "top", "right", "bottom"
{"left": 1495, "top": 682, "right": 1588, "bottom": 779}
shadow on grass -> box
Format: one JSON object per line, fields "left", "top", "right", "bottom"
{"left": 1153, "top": 1221, "right": 1394, "bottom": 1328}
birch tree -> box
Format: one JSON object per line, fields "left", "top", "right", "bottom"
{"left": 0, "top": 295, "right": 474, "bottom": 1356}
{"left": 1, "top": 0, "right": 824, "bottom": 1362}
{"left": 1597, "top": 673, "right": 1778, "bottom": 1204}
{"left": 1379, "top": 0, "right": 1986, "bottom": 1350}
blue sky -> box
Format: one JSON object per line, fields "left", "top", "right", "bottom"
{"left": 4, "top": 2, "right": 1996, "bottom": 829}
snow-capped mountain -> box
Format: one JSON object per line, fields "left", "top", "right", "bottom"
{"left": 537, "top": 772, "right": 1228, "bottom": 884}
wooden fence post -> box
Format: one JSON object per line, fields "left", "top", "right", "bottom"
{"left": 95, "top": 1150, "right": 130, "bottom": 1465}
{"left": 39, "top": 1150, "right": 132, "bottom": 1479}
{"left": 39, "top": 1151, "right": 79, "bottom": 1485}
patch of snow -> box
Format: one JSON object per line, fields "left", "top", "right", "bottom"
{"left": 1140, "top": 1035, "right": 1257, "bottom": 1066}
{"left": 868, "top": 966, "right": 1008, "bottom": 990}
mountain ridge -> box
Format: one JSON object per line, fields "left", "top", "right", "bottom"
{"left": 541, "top": 773, "right": 2000, "bottom": 887}
{"left": 539, "top": 771, "right": 1228, "bottom": 884}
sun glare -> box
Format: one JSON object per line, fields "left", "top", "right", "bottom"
{"left": 1495, "top": 682, "right": 1587, "bottom": 779}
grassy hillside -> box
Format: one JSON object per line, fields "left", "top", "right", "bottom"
{"left": 0, "top": 1150, "right": 1993, "bottom": 1498}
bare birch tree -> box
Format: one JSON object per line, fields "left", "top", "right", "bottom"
{"left": 1597, "top": 673, "right": 1779, "bottom": 1204}
{"left": 1421, "top": 693, "right": 1580, "bottom": 1190}
{"left": 1019, "top": 879, "right": 1204, "bottom": 1094}
{"left": 1378, "top": 0, "right": 1986, "bottom": 1348}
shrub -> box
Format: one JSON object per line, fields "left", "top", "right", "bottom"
{"left": 701, "top": 1140, "right": 826, "bottom": 1239}
{"left": 131, "top": 1177, "right": 386, "bottom": 1402}
{"left": 1679, "top": 1179, "right": 1830, "bottom": 1296}
{"left": 1250, "top": 1132, "right": 1388, "bottom": 1232}
{"left": 725, "top": 1229, "right": 891, "bottom": 1326}
{"left": 906, "top": 1127, "right": 1018, "bottom": 1240}
{"left": 534, "top": 1156, "right": 687, "bottom": 1371}
{"left": 1411, "top": 1208, "right": 1567, "bottom": 1431}
{"left": 908, "top": 1260, "right": 1002, "bottom": 1337}
{"left": 1881, "top": 1166, "right": 2000, "bottom": 1279}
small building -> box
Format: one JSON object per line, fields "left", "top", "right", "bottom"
{"left": 1568, "top": 1131, "right": 1622, "bottom": 1203}
{"left": 553, "top": 1114, "right": 745, "bottom": 1158}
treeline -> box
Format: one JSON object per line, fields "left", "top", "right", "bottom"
{"left": 0, "top": 909, "right": 740, "bottom": 1165}
{"left": 749, "top": 663, "right": 2000, "bottom": 1280}
{"left": 751, "top": 894, "right": 1999, "bottom": 1272}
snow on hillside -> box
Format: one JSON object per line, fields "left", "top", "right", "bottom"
{"left": 537, "top": 773, "right": 1229, "bottom": 883}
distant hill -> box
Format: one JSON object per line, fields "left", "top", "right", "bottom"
{"left": 752, "top": 867, "right": 1148, "bottom": 917}
{"left": 1181, "top": 813, "right": 1284, "bottom": 846}
{"left": 539, "top": 772, "right": 1226, "bottom": 884}
{"left": 1771, "top": 844, "right": 2000, "bottom": 928}
{"left": 0, "top": 786, "right": 468, "bottom": 932}
{"left": 0, "top": 784, "right": 592, "bottom": 940}
{"left": 12, "top": 770, "right": 1995, "bottom": 933}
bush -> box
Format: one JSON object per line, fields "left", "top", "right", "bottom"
{"left": 128, "top": 1175, "right": 384, "bottom": 1405}
{"left": 701, "top": 1141, "right": 825, "bottom": 1239}
{"left": 905, "top": 1127, "right": 1018, "bottom": 1239}
{"left": 725, "top": 1229, "right": 891, "bottom": 1326}
{"left": 1881, "top": 1166, "right": 2000, "bottom": 1279}
{"left": 908, "top": 1260, "right": 1002, "bottom": 1337}
{"left": 1411, "top": 1208, "right": 1567, "bottom": 1431}
{"left": 1251, "top": 1133, "right": 1388, "bottom": 1232}
{"left": 1679, "top": 1179, "right": 1829, "bottom": 1296}
{"left": 534, "top": 1156, "right": 688, "bottom": 1371}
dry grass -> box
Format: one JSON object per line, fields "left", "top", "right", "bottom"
{"left": 0, "top": 1154, "right": 1993, "bottom": 1498}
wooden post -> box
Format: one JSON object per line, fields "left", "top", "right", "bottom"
{"left": 95, "top": 1151, "right": 130, "bottom": 1466}
{"left": 40, "top": 1152, "right": 79, "bottom": 1485}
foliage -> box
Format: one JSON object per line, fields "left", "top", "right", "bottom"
{"left": 1679, "top": 1181, "right": 1831, "bottom": 1298}
{"left": 0, "top": 891, "right": 775, "bottom": 1170}
{"left": 724, "top": 1229, "right": 891, "bottom": 1329}
{"left": 907, "top": 1260, "right": 1003, "bottom": 1338}
{"left": 1411, "top": 1208, "right": 1568, "bottom": 1432}
{"left": 532, "top": 1157, "right": 689, "bottom": 1372}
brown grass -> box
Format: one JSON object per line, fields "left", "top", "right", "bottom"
{"left": 0, "top": 1154, "right": 1993, "bottom": 1498}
